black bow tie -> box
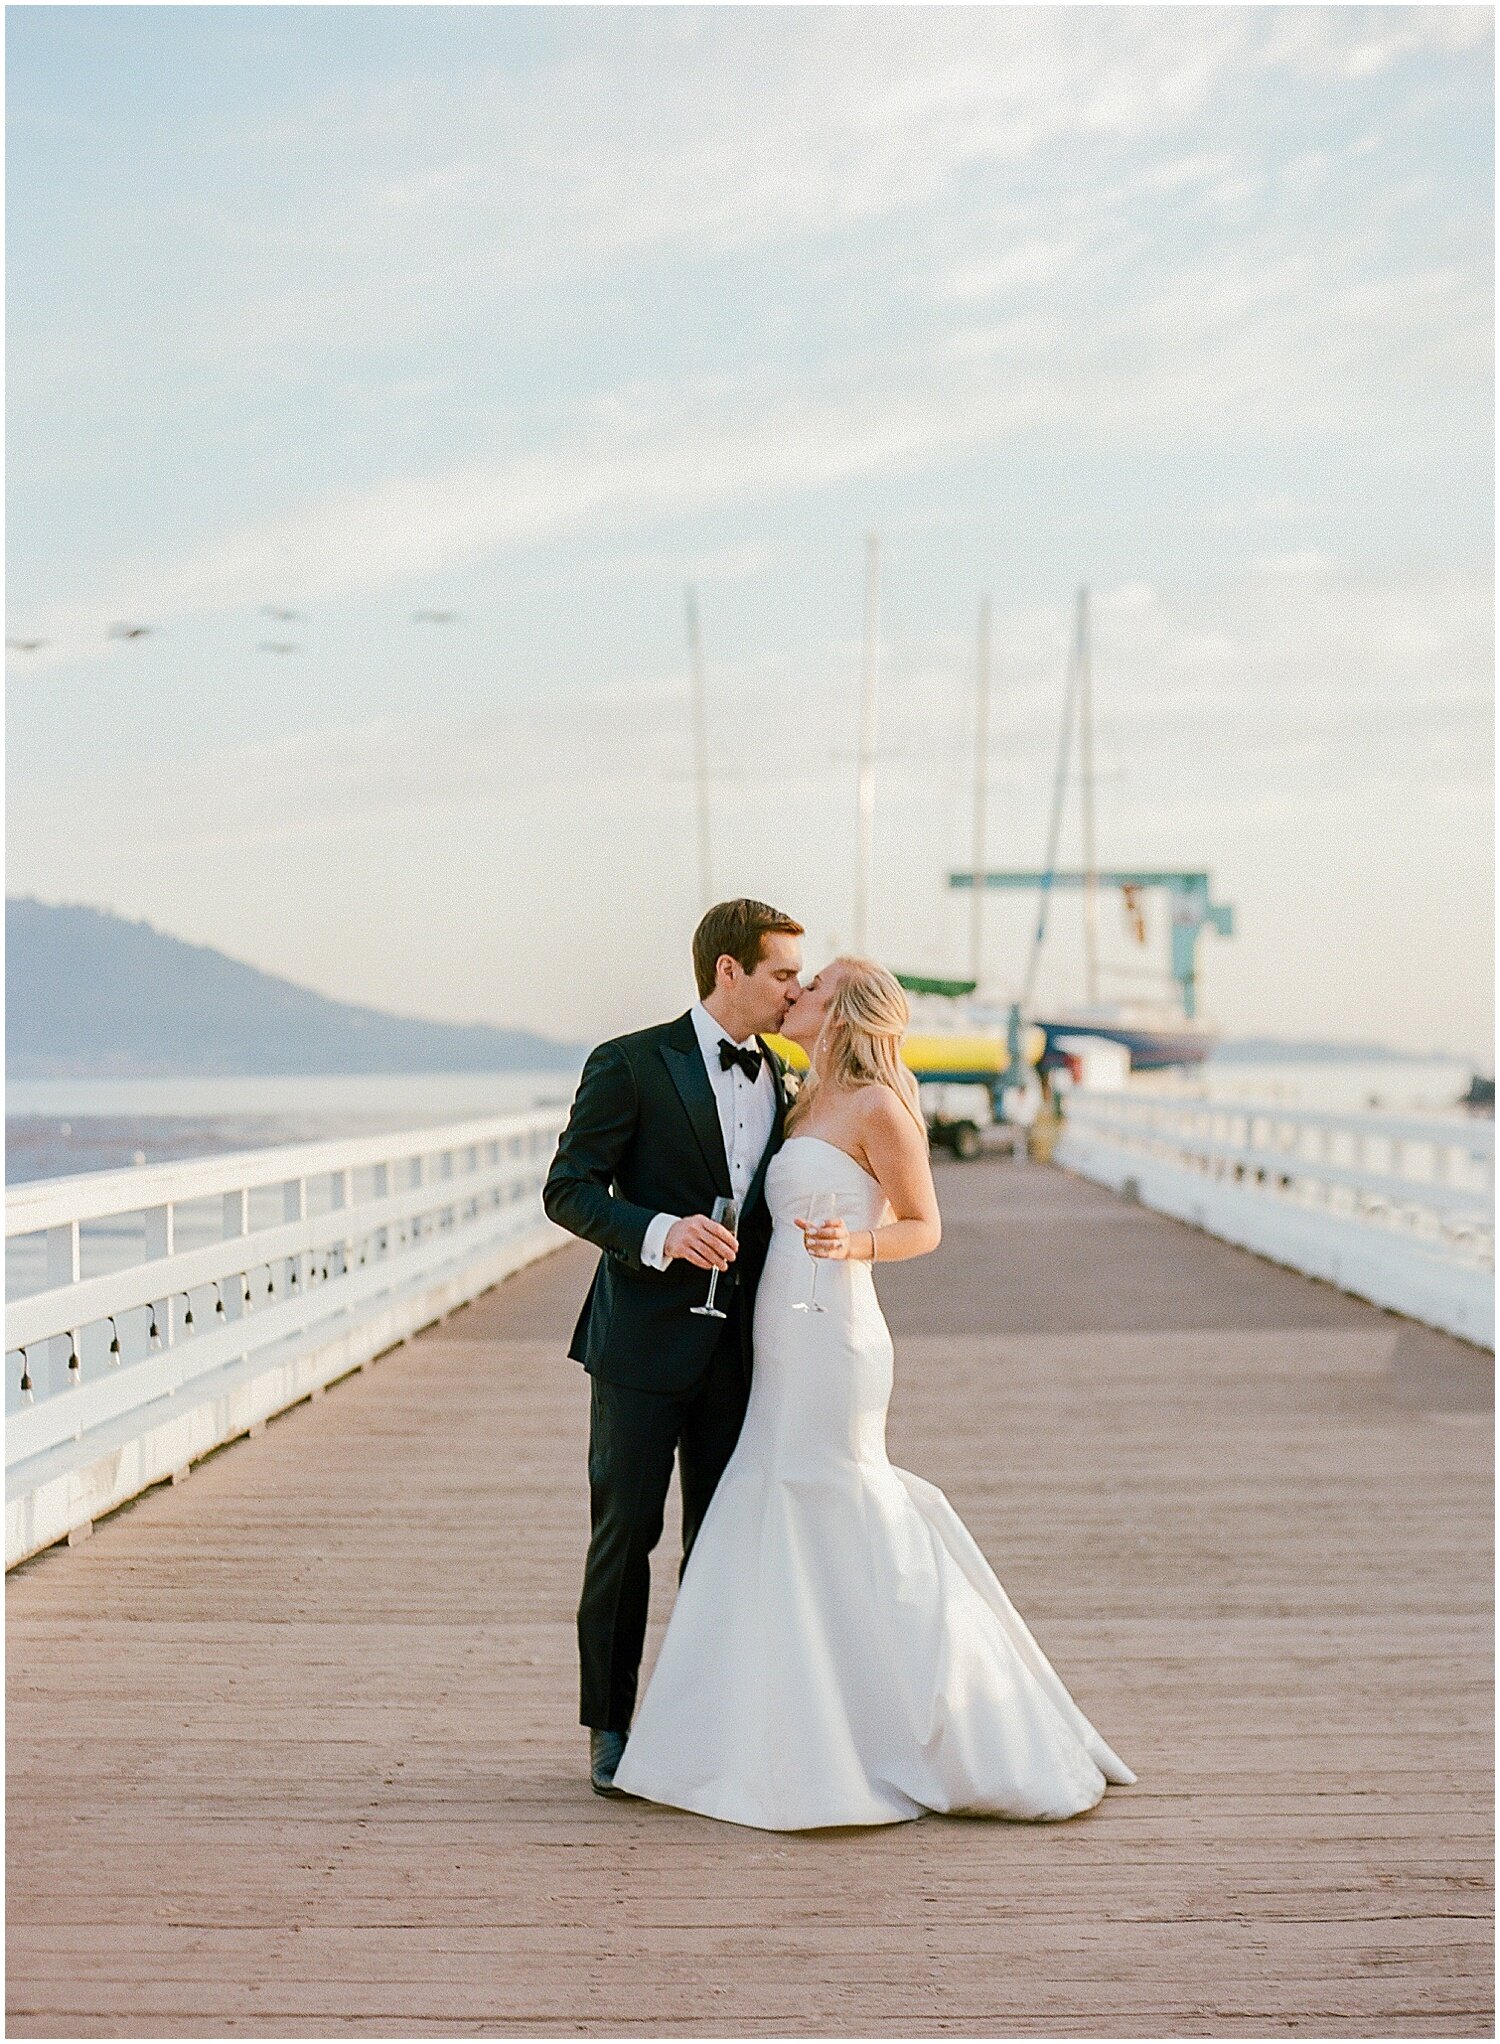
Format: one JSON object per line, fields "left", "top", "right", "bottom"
{"left": 718, "top": 1038, "right": 763, "bottom": 1083}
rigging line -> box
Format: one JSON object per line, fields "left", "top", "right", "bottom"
{"left": 968, "top": 595, "right": 993, "bottom": 990}
{"left": 1020, "top": 600, "right": 1081, "bottom": 1009}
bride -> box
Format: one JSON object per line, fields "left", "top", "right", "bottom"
{"left": 610, "top": 956, "right": 1136, "bottom": 1830}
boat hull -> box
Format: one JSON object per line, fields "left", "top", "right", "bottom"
{"left": 764, "top": 1031, "right": 1018, "bottom": 1080}
{"left": 1037, "top": 1018, "right": 1215, "bottom": 1071}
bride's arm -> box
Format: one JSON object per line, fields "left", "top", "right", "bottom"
{"left": 802, "top": 1088, "right": 942, "bottom": 1264}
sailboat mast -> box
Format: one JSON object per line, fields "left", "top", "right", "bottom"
{"left": 968, "top": 594, "right": 993, "bottom": 988}
{"left": 1076, "top": 584, "right": 1099, "bottom": 1007}
{"left": 852, "top": 531, "right": 881, "bottom": 953}
{"left": 685, "top": 583, "right": 712, "bottom": 912}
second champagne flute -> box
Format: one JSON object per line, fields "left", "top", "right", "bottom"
{"left": 793, "top": 1191, "right": 839, "bottom": 1313}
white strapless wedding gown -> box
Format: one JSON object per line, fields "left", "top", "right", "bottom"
{"left": 610, "top": 1134, "right": 1137, "bottom": 1830}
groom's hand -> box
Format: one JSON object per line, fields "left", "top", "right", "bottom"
{"left": 664, "top": 1215, "right": 739, "bottom": 1270}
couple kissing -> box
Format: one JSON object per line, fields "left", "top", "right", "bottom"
{"left": 543, "top": 896, "right": 1135, "bottom": 1831}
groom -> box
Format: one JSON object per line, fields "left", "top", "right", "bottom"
{"left": 543, "top": 898, "right": 805, "bottom": 1795}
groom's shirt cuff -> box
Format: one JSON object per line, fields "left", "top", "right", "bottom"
{"left": 639, "top": 1211, "right": 680, "bottom": 1270}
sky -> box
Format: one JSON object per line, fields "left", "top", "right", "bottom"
{"left": 5, "top": 4, "right": 1494, "bottom": 1058}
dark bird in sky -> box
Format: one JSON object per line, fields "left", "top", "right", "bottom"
{"left": 261, "top": 606, "right": 302, "bottom": 621}
{"left": 6, "top": 637, "right": 48, "bottom": 653}
{"left": 257, "top": 641, "right": 299, "bottom": 656}
{"left": 413, "top": 609, "right": 459, "bottom": 624}
{"left": 107, "top": 622, "right": 153, "bottom": 640}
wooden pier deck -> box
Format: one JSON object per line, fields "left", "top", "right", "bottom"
{"left": 7, "top": 1155, "right": 1493, "bottom": 2036}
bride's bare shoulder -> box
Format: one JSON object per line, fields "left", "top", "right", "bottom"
{"left": 855, "top": 1081, "right": 924, "bottom": 1145}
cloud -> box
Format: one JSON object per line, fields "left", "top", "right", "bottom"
{"left": 17, "top": 179, "right": 1489, "bottom": 665}
{"left": 1251, "top": 550, "right": 1338, "bottom": 577}
{"left": 15, "top": 4, "right": 1485, "bottom": 399}
{"left": 272, "top": 10, "right": 1268, "bottom": 270}
{"left": 333, "top": 8, "right": 1485, "bottom": 280}
{"left": 10, "top": 553, "right": 1488, "bottom": 1045}
{"left": 1252, "top": 4, "right": 1491, "bottom": 81}
{"left": 7, "top": 2, "right": 1490, "bottom": 673}
{"left": 12, "top": 559, "right": 1486, "bottom": 866}
{"left": 5, "top": 5, "right": 1490, "bottom": 1052}
{"left": 930, "top": 236, "right": 1083, "bottom": 304}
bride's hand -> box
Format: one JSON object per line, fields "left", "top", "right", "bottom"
{"left": 795, "top": 1215, "right": 851, "bottom": 1260}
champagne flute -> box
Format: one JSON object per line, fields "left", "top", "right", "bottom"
{"left": 792, "top": 1191, "right": 839, "bottom": 1313}
{"left": 689, "top": 1196, "right": 738, "bottom": 1319}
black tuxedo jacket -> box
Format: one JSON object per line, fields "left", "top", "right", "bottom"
{"left": 542, "top": 1010, "right": 790, "bottom": 1394}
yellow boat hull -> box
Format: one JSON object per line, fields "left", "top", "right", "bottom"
{"left": 765, "top": 1030, "right": 1042, "bottom": 1079}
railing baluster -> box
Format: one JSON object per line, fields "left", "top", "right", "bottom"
{"left": 222, "top": 1186, "right": 249, "bottom": 1338}
{"left": 332, "top": 1168, "right": 353, "bottom": 1278}
{"left": 45, "top": 1221, "right": 80, "bottom": 1401}
{"left": 6, "top": 1110, "right": 571, "bottom": 1566}
{"left": 1057, "top": 1094, "right": 1491, "bottom": 1252}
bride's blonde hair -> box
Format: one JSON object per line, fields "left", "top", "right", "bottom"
{"left": 786, "top": 956, "right": 926, "bottom": 1136}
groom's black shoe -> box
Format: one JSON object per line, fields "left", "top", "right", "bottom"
{"left": 589, "top": 1728, "right": 631, "bottom": 1798}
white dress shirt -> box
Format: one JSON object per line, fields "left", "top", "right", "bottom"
{"left": 640, "top": 1000, "right": 778, "bottom": 1269}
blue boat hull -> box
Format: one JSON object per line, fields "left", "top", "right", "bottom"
{"left": 1035, "top": 1018, "right": 1215, "bottom": 1072}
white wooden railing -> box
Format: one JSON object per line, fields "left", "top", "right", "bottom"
{"left": 1055, "top": 1094, "right": 1495, "bottom": 1348}
{"left": 5, "top": 1109, "right": 568, "bottom": 1567}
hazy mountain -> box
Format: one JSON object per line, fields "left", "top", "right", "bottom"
{"left": 1209, "top": 1035, "right": 1476, "bottom": 1066}
{"left": 8, "top": 897, "right": 1477, "bottom": 1082}
{"left": 6, "top": 898, "right": 587, "bottom": 1078}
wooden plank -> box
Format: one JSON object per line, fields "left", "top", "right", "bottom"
{"left": 7, "top": 1157, "right": 1493, "bottom": 2035}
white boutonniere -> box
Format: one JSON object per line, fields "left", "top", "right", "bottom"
{"left": 780, "top": 1064, "right": 804, "bottom": 1101}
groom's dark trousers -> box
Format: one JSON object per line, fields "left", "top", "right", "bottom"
{"left": 542, "top": 1011, "right": 787, "bottom": 1733}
